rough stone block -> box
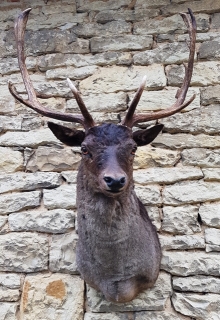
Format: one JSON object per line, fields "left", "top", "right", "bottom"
{"left": 201, "top": 85, "right": 220, "bottom": 105}
{"left": 77, "top": 0, "right": 129, "bottom": 12}
{"left": 20, "top": 273, "right": 84, "bottom": 320}
{"left": 0, "top": 273, "right": 20, "bottom": 289}
{"left": 160, "top": 235, "right": 205, "bottom": 250}
{"left": 8, "top": 209, "right": 75, "bottom": 234}
{"left": 0, "top": 302, "right": 18, "bottom": 320}
{"left": 162, "top": 205, "right": 201, "bottom": 235}
{"left": 0, "top": 147, "right": 23, "bottom": 174}
{"left": 182, "top": 148, "right": 220, "bottom": 167}
{"left": 49, "top": 231, "right": 78, "bottom": 273}
{"left": 202, "top": 168, "right": 220, "bottom": 181}
{"left": 199, "top": 38, "right": 220, "bottom": 60}
{"left": 205, "top": 228, "right": 220, "bottom": 246}
{"left": 135, "top": 185, "right": 161, "bottom": 205}
{"left": 46, "top": 65, "right": 98, "bottom": 80}
{"left": 0, "top": 232, "right": 48, "bottom": 272}
{"left": 173, "top": 275, "right": 220, "bottom": 293}
{"left": 44, "top": 185, "right": 77, "bottom": 209}
{"left": 161, "top": 0, "right": 220, "bottom": 15}
{"left": 134, "top": 311, "right": 185, "bottom": 320}
{"left": 61, "top": 171, "right": 78, "bottom": 184}
{"left": 87, "top": 272, "right": 171, "bottom": 312}
{"left": 199, "top": 202, "right": 220, "bottom": 228}
{"left": 84, "top": 313, "right": 130, "bottom": 320}
{"left": 0, "top": 191, "right": 41, "bottom": 215}
{"left": 145, "top": 206, "right": 161, "bottom": 231}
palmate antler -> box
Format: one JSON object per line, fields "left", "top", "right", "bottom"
{"left": 9, "top": 8, "right": 196, "bottom": 131}
{"left": 121, "top": 8, "right": 197, "bottom": 128}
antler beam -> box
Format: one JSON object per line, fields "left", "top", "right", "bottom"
{"left": 122, "top": 8, "right": 197, "bottom": 128}
{"left": 8, "top": 8, "right": 95, "bottom": 131}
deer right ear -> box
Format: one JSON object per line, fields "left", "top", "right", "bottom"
{"left": 48, "top": 122, "right": 85, "bottom": 146}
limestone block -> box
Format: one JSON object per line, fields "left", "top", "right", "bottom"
{"left": 212, "top": 12, "right": 220, "bottom": 28}
{"left": 205, "top": 228, "right": 220, "bottom": 246}
{"left": 0, "top": 303, "right": 17, "bottom": 320}
{"left": 8, "top": 209, "right": 75, "bottom": 234}
{"left": 163, "top": 181, "right": 220, "bottom": 205}
{"left": 0, "top": 191, "right": 41, "bottom": 215}
{"left": 0, "top": 128, "right": 59, "bottom": 148}
{"left": 20, "top": 273, "right": 84, "bottom": 320}
{"left": 199, "top": 38, "right": 220, "bottom": 60}
{"left": 0, "top": 273, "right": 20, "bottom": 289}
{"left": 77, "top": 0, "right": 129, "bottom": 12}
{"left": 84, "top": 313, "right": 130, "bottom": 320}
{"left": 134, "top": 146, "right": 180, "bottom": 169}
{"left": 135, "top": 0, "right": 171, "bottom": 9}
{"left": 0, "top": 288, "right": 20, "bottom": 302}
{"left": 134, "top": 42, "right": 190, "bottom": 65}
{"left": 0, "top": 172, "right": 62, "bottom": 194}
{"left": 0, "top": 116, "right": 41, "bottom": 132}
{"left": 133, "top": 167, "right": 203, "bottom": 185}
{"left": 145, "top": 206, "right": 161, "bottom": 231}
{"left": 49, "top": 231, "right": 78, "bottom": 273}
{"left": 199, "top": 203, "right": 220, "bottom": 228}
{"left": 172, "top": 292, "right": 220, "bottom": 319}
{"left": 0, "top": 56, "right": 36, "bottom": 75}
{"left": 80, "top": 65, "right": 166, "bottom": 94}
{"left": 0, "top": 232, "right": 48, "bottom": 272}
{"left": 0, "top": 87, "right": 15, "bottom": 115}
{"left": 206, "top": 244, "right": 220, "bottom": 253}
{"left": 134, "top": 311, "right": 183, "bottom": 320}
{"left": 66, "top": 92, "right": 127, "bottom": 113}
{"left": 161, "top": 251, "right": 220, "bottom": 276}
{"left": 182, "top": 148, "right": 220, "bottom": 167}
{"left": 62, "top": 171, "right": 78, "bottom": 184}
{"left": 162, "top": 205, "right": 201, "bottom": 235}
{"left": 128, "top": 87, "right": 200, "bottom": 113}
{"left": 203, "top": 168, "right": 220, "bottom": 181}
{"left": 44, "top": 185, "right": 77, "bottom": 209}
{"left": 87, "top": 272, "right": 171, "bottom": 312}
{"left": 160, "top": 235, "right": 205, "bottom": 250}
{"left": 133, "top": 14, "right": 185, "bottom": 35}
{"left": 90, "top": 35, "right": 152, "bottom": 53}
{"left": 173, "top": 275, "right": 220, "bottom": 293}
{"left": 161, "top": 0, "right": 220, "bottom": 15}
{"left": 46, "top": 65, "right": 98, "bottom": 80}
{"left": 135, "top": 185, "right": 161, "bottom": 205}
{"left": 0, "top": 147, "right": 23, "bottom": 174}
{"left": 201, "top": 85, "right": 220, "bottom": 106}
{"left": 73, "top": 21, "right": 131, "bottom": 38}
{"left": 153, "top": 133, "right": 220, "bottom": 149}
{"left": 0, "top": 217, "right": 7, "bottom": 230}
{"left": 26, "top": 146, "right": 81, "bottom": 172}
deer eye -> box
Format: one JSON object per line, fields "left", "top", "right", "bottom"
{"left": 131, "top": 146, "right": 137, "bottom": 155}
{"left": 81, "top": 146, "right": 89, "bottom": 155}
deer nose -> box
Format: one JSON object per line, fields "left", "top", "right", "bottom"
{"left": 104, "top": 176, "right": 126, "bottom": 191}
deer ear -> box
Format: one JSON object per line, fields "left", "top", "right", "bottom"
{"left": 132, "top": 124, "right": 164, "bottom": 146}
{"left": 48, "top": 122, "right": 85, "bottom": 146}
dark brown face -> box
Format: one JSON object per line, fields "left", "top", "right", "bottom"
{"left": 80, "top": 123, "right": 137, "bottom": 196}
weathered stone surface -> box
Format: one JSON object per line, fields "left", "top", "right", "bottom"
{"left": 182, "top": 148, "right": 220, "bottom": 167}
{"left": 134, "top": 146, "right": 180, "bottom": 169}
{"left": 154, "top": 133, "right": 220, "bottom": 149}
{"left": 162, "top": 205, "right": 201, "bottom": 235}
{"left": 129, "top": 87, "right": 200, "bottom": 113}
{"left": 134, "top": 42, "right": 190, "bottom": 65}
{"left": 91, "top": 35, "right": 152, "bottom": 53}
{"left": 161, "top": 251, "right": 220, "bottom": 276}
{"left": 87, "top": 272, "right": 171, "bottom": 312}
{"left": 205, "top": 228, "right": 220, "bottom": 246}
{"left": 8, "top": 209, "right": 75, "bottom": 234}
{"left": 0, "top": 191, "right": 41, "bottom": 215}
{"left": 0, "top": 273, "right": 20, "bottom": 289}
{"left": 161, "top": 0, "right": 220, "bottom": 15}
{"left": 0, "top": 232, "right": 48, "bottom": 272}
{"left": 163, "top": 181, "right": 220, "bottom": 205}
{"left": 0, "top": 302, "right": 17, "bottom": 320}
{"left": 172, "top": 292, "right": 220, "bottom": 319}
{"left": 134, "top": 0, "right": 170, "bottom": 9}
{"left": 77, "top": 0, "right": 129, "bottom": 12}
{"left": 0, "top": 128, "right": 59, "bottom": 148}
{"left": 0, "top": 287, "right": 20, "bottom": 302}
{"left": 199, "top": 203, "right": 220, "bottom": 228}
{"left": 73, "top": 21, "right": 131, "bottom": 38}
{"left": 0, "top": 56, "right": 36, "bottom": 75}
{"left": 199, "top": 38, "right": 220, "bottom": 60}
{"left": 25, "top": 146, "right": 81, "bottom": 172}
{"left": 61, "top": 171, "right": 78, "bottom": 184}
{"left": 134, "top": 311, "right": 184, "bottom": 320}
{"left": 44, "top": 185, "right": 77, "bottom": 209}
{"left": 160, "top": 235, "right": 205, "bottom": 250}
{"left": 201, "top": 85, "right": 220, "bottom": 106}
{"left": 80, "top": 65, "right": 166, "bottom": 94}
{"left": 146, "top": 206, "right": 161, "bottom": 231}
{"left": 84, "top": 313, "right": 130, "bottom": 320}
{"left": 46, "top": 65, "right": 98, "bottom": 80}
{"left": 0, "top": 147, "right": 23, "bottom": 174}
{"left": 134, "top": 14, "right": 185, "bottom": 35}
{"left": 162, "top": 105, "right": 220, "bottom": 134}
{"left": 0, "top": 217, "right": 7, "bottom": 230}
{"left": 203, "top": 168, "right": 220, "bottom": 181}
{"left": 50, "top": 231, "right": 78, "bottom": 273}
{"left": 0, "top": 87, "right": 16, "bottom": 115}
{"left": 135, "top": 185, "right": 161, "bottom": 205}
{"left": 133, "top": 167, "right": 203, "bottom": 185}
{"left": 20, "top": 273, "right": 84, "bottom": 320}
{"left": 66, "top": 92, "right": 127, "bottom": 113}
{"left": 173, "top": 275, "right": 220, "bottom": 293}
{"left": 0, "top": 172, "right": 61, "bottom": 194}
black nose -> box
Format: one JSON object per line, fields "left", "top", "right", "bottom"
{"left": 104, "top": 176, "right": 126, "bottom": 191}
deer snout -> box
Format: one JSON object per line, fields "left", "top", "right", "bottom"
{"left": 103, "top": 175, "right": 126, "bottom": 192}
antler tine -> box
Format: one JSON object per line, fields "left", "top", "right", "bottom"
{"left": 8, "top": 8, "right": 95, "bottom": 131}
{"left": 122, "top": 8, "right": 197, "bottom": 128}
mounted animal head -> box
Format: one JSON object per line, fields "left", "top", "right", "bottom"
{"left": 9, "top": 8, "right": 196, "bottom": 197}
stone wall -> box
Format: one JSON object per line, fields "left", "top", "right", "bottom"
{"left": 0, "top": 0, "right": 220, "bottom": 319}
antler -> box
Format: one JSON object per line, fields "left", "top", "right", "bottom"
{"left": 122, "top": 8, "right": 197, "bottom": 128}
{"left": 8, "top": 8, "right": 95, "bottom": 131}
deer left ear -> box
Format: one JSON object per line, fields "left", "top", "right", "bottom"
{"left": 132, "top": 124, "right": 164, "bottom": 146}
{"left": 48, "top": 122, "right": 85, "bottom": 146}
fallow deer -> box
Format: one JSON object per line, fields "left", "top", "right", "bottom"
{"left": 9, "top": 8, "right": 196, "bottom": 303}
